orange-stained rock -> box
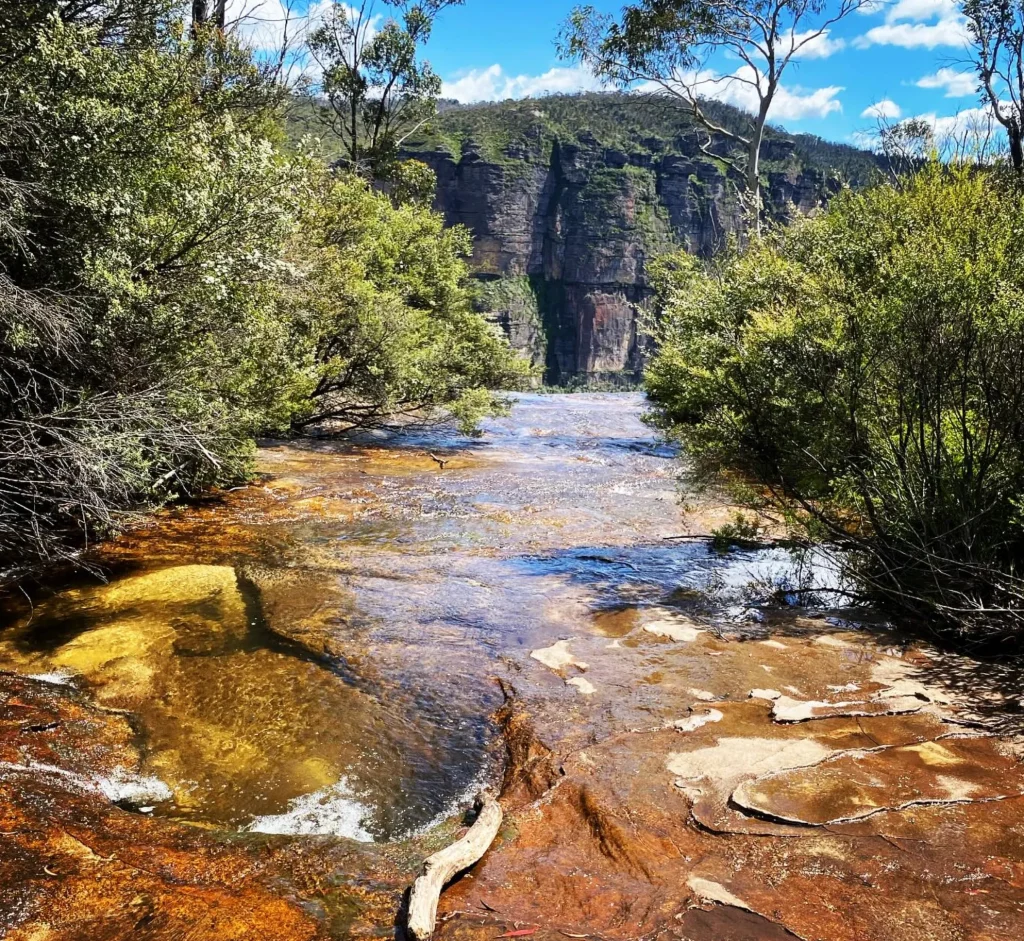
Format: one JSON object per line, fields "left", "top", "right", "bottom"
{"left": 0, "top": 673, "right": 411, "bottom": 941}
{"left": 2, "top": 397, "right": 1024, "bottom": 941}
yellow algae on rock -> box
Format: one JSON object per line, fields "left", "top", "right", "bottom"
{"left": 0, "top": 565, "right": 247, "bottom": 707}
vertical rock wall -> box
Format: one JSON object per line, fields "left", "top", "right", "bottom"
{"left": 408, "top": 133, "right": 836, "bottom": 383}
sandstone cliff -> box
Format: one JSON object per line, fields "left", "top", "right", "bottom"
{"left": 404, "top": 94, "right": 880, "bottom": 383}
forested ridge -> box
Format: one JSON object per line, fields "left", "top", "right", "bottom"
{"left": 403, "top": 92, "right": 886, "bottom": 187}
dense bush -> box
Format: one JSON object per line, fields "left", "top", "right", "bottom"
{"left": 291, "top": 171, "right": 527, "bottom": 433}
{"left": 646, "top": 167, "right": 1024, "bottom": 646}
{"left": 0, "top": 3, "right": 524, "bottom": 573}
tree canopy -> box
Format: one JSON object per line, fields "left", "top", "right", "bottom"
{"left": 309, "top": 0, "right": 462, "bottom": 178}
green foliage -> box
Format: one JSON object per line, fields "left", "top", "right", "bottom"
{"left": 0, "top": 3, "right": 525, "bottom": 571}
{"left": 308, "top": 0, "right": 462, "bottom": 178}
{"left": 646, "top": 166, "right": 1024, "bottom": 643}
{"left": 709, "top": 512, "right": 764, "bottom": 552}
{"left": 293, "top": 172, "right": 529, "bottom": 434}
{"left": 404, "top": 92, "right": 883, "bottom": 187}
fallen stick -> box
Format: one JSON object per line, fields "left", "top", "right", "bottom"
{"left": 407, "top": 792, "right": 503, "bottom": 941}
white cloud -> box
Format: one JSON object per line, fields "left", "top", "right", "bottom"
{"left": 885, "top": 0, "right": 957, "bottom": 20}
{"left": 921, "top": 105, "right": 998, "bottom": 139}
{"left": 227, "top": 1, "right": 352, "bottom": 53}
{"left": 751, "top": 81, "right": 845, "bottom": 121}
{"left": 856, "top": 19, "right": 969, "bottom": 48}
{"left": 851, "top": 103, "right": 998, "bottom": 152}
{"left": 227, "top": 0, "right": 297, "bottom": 51}
{"left": 916, "top": 67, "right": 977, "bottom": 97}
{"left": 789, "top": 29, "right": 846, "bottom": 59}
{"left": 671, "top": 67, "right": 844, "bottom": 121}
{"left": 442, "top": 65, "right": 608, "bottom": 102}
{"left": 855, "top": 0, "right": 969, "bottom": 49}
{"left": 861, "top": 98, "right": 902, "bottom": 118}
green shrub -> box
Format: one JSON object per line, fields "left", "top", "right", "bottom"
{"left": 291, "top": 171, "right": 529, "bottom": 434}
{"left": 646, "top": 166, "right": 1024, "bottom": 646}
{"left": 0, "top": 6, "right": 525, "bottom": 571}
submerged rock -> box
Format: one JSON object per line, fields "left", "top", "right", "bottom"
{"left": 642, "top": 618, "right": 704, "bottom": 642}
{"left": 530, "top": 639, "right": 589, "bottom": 673}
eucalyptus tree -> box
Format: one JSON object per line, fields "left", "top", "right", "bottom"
{"left": 308, "top": 0, "right": 462, "bottom": 179}
{"left": 963, "top": 0, "right": 1024, "bottom": 173}
{"left": 561, "top": 0, "right": 868, "bottom": 234}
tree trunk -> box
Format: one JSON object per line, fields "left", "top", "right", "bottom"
{"left": 214, "top": 0, "right": 226, "bottom": 30}
{"left": 1010, "top": 125, "right": 1023, "bottom": 174}
{"left": 192, "top": 0, "right": 208, "bottom": 29}
{"left": 745, "top": 95, "right": 772, "bottom": 239}
{"left": 746, "top": 140, "right": 761, "bottom": 238}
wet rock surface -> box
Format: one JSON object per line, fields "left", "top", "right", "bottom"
{"left": 1, "top": 393, "right": 1023, "bottom": 940}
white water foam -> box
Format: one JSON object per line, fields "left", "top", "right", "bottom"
{"left": 26, "top": 671, "right": 76, "bottom": 687}
{"left": 0, "top": 760, "right": 171, "bottom": 805}
{"left": 246, "top": 777, "right": 374, "bottom": 842}
{"left": 95, "top": 768, "right": 172, "bottom": 804}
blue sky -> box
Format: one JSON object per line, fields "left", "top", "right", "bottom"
{"left": 233, "top": 0, "right": 987, "bottom": 147}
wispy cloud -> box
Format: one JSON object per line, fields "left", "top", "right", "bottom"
{"left": 861, "top": 99, "right": 902, "bottom": 119}
{"left": 916, "top": 67, "right": 977, "bottom": 97}
{"left": 637, "top": 67, "right": 843, "bottom": 122}
{"left": 855, "top": 0, "right": 969, "bottom": 50}
{"left": 442, "top": 64, "right": 608, "bottom": 102}
{"left": 789, "top": 29, "right": 846, "bottom": 59}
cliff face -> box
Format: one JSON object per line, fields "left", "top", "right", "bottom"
{"left": 405, "top": 100, "right": 856, "bottom": 383}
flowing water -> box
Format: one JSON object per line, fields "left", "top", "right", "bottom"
{"left": 0, "top": 394, "right": 839, "bottom": 843}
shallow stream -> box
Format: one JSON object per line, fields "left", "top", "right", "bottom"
{"left": 0, "top": 394, "right": 843, "bottom": 841}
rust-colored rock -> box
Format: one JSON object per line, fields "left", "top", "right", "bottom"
{"left": 2, "top": 395, "right": 1024, "bottom": 941}
{"left": 733, "top": 736, "right": 1024, "bottom": 825}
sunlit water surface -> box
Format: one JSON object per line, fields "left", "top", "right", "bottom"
{"left": 0, "top": 394, "right": 842, "bottom": 841}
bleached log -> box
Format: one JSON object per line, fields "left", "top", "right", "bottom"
{"left": 407, "top": 792, "right": 503, "bottom": 941}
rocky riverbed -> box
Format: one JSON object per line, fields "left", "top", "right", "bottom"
{"left": 0, "top": 394, "right": 1022, "bottom": 940}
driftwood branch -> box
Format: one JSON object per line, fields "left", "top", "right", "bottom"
{"left": 407, "top": 792, "right": 503, "bottom": 941}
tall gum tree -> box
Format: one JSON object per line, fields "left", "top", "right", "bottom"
{"left": 309, "top": 0, "right": 463, "bottom": 179}
{"left": 560, "top": 0, "right": 869, "bottom": 235}
{"left": 963, "top": 0, "right": 1024, "bottom": 172}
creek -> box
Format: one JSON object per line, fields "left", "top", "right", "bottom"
{"left": 2, "top": 393, "right": 1022, "bottom": 941}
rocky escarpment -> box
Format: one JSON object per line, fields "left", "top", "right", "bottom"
{"left": 404, "top": 96, "right": 869, "bottom": 383}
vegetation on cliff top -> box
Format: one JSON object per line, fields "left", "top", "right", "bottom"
{"left": 399, "top": 92, "right": 884, "bottom": 186}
